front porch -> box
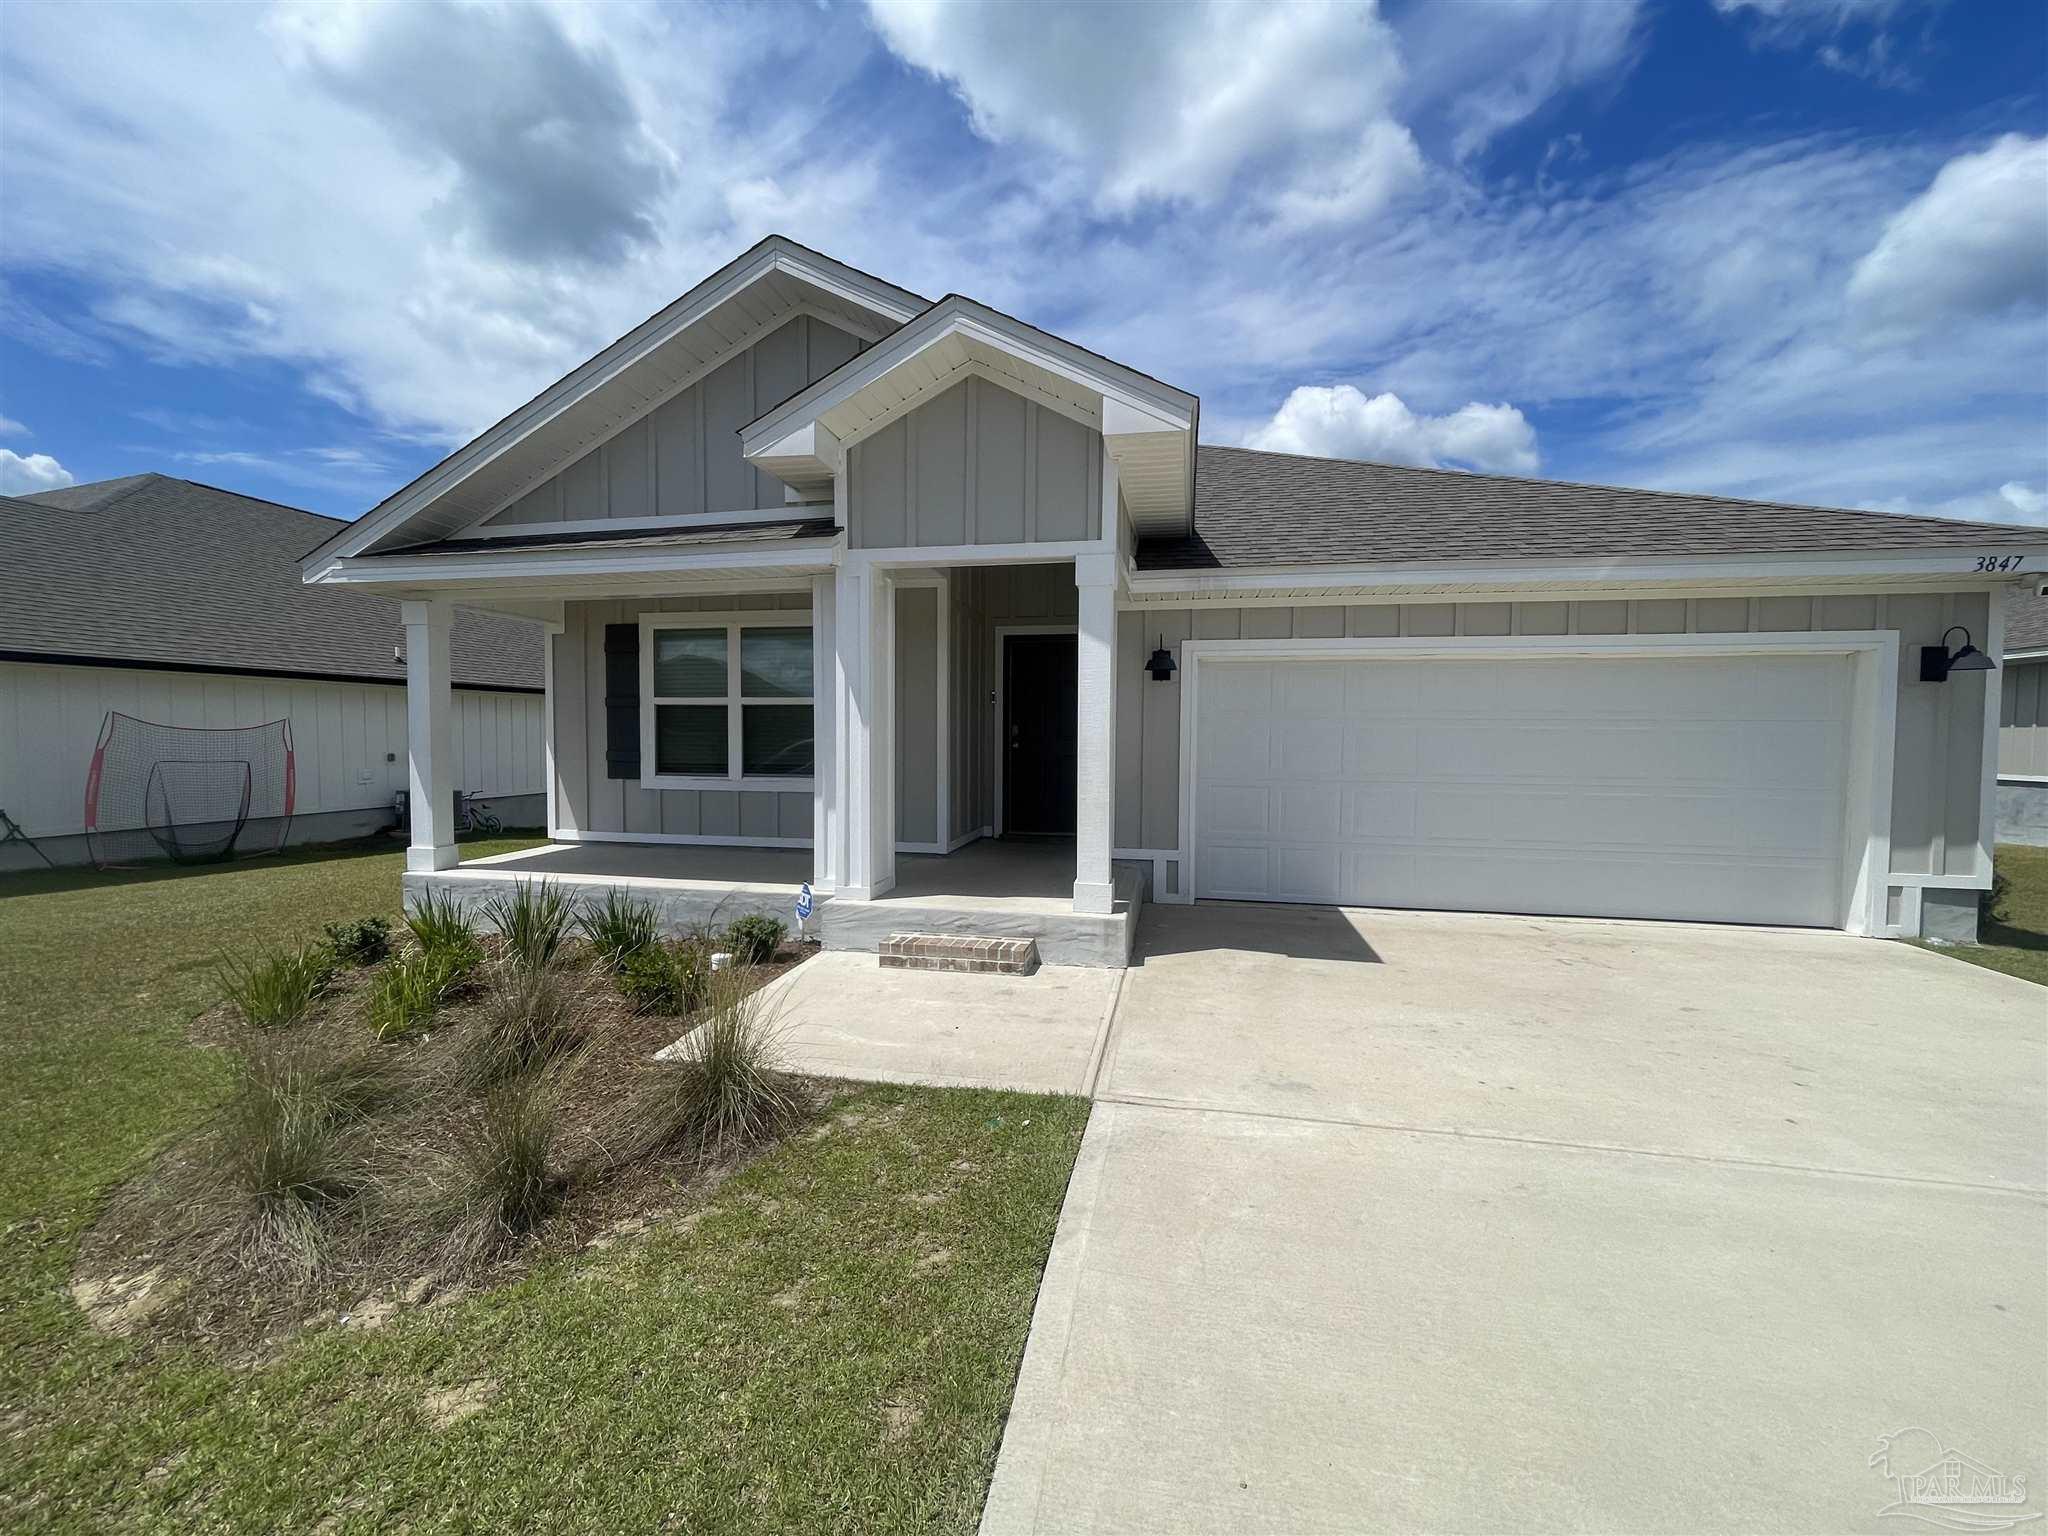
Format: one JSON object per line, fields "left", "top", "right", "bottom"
{"left": 409, "top": 836, "right": 1144, "bottom": 967}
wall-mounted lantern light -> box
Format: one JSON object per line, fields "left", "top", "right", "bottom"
{"left": 1145, "top": 636, "right": 1177, "bottom": 682}
{"left": 1919, "top": 625, "right": 1997, "bottom": 683}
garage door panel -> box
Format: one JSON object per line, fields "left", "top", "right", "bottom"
{"left": 1196, "top": 653, "right": 1851, "bottom": 928}
{"left": 1205, "top": 664, "right": 1272, "bottom": 712}
{"left": 1203, "top": 715, "right": 1271, "bottom": 778}
{"left": 1273, "top": 718, "right": 1345, "bottom": 778}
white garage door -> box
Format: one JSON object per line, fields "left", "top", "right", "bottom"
{"left": 1193, "top": 653, "right": 1852, "bottom": 928}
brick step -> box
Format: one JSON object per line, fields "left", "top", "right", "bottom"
{"left": 879, "top": 932, "right": 1040, "bottom": 976}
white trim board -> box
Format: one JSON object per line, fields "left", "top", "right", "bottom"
{"left": 1170, "top": 632, "right": 1900, "bottom": 936}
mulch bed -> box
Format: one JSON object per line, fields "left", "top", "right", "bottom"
{"left": 73, "top": 937, "right": 821, "bottom": 1365}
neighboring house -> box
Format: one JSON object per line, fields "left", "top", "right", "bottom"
{"left": 302, "top": 236, "right": 2048, "bottom": 955}
{"left": 1997, "top": 584, "right": 2048, "bottom": 847}
{"left": 1, "top": 474, "right": 546, "bottom": 870}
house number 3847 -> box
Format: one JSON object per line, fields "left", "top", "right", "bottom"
{"left": 1973, "top": 554, "right": 2027, "bottom": 572}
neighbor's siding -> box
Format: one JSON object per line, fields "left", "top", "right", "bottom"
{"left": 2000, "top": 657, "right": 2048, "bottom": 778}
{"left": 848, "top": 377, "right": 1102, "bottom": 549}
{"left": 551, "top": 593, "right": 814, "bottom": 843}
{"left": 482, "top": 316, "right": 863, "bottom": 529}
{"left": 0, "top": 659, "right": 542, "bottom": 839}
{"left": 1113, "top": 592, "right": 1995, "bottom": 881}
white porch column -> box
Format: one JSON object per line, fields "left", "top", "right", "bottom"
{"left": 400, "top": 597, "right": 457, "bottom": 872}
{"left": 833, "top": 560, "right": 896, "bottom": 900}
{"left": 810, "top": 571, "right": 840, "bottom": 894}
{"left": 1073, "top": 549, "right": 1119, "bottom": 914}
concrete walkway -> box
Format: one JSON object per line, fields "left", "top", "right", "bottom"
{"left": 983, "top": 903, "right": 2048, "bottom": 1534}
{"left": 750, "top": 949, "right": 1120, "bottom": 1095}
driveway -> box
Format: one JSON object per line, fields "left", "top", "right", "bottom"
{"left": 984, "top": 903, "right": 2048, "bottom": 1534}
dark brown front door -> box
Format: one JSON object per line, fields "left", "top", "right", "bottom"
{"left": 1002, "top": 633, "right": 1077, "bottom": 837}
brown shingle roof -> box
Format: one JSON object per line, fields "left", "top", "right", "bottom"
{"left": 3, "top": 475, "right": 542, "bottom": 690}
{"left": 1137, "top": 445, "right": 2048, "bottom": 570}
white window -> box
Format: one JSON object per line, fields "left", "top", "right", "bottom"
{"left": 639, "top": 613, "right": 814, "bottom": 790}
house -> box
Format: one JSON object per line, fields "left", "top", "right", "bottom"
{"left": 301, "top": 236, "right": 2048, "bottom": 958}
{"left": 0, "top": 474, "right": 546, "bottom": 870}
{"left": 1997, "top": 585, "right": 2048, "bottom": 847}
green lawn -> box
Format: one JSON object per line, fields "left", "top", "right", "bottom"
{"left": 0, "top": 839, "right": 1089, "bottom": 1533}
{"left": 1915, "top": 843, "right": 2048, "bottom": 987}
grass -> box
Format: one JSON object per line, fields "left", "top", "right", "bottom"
{"left": 1917, "top": 842, "right": 2048, "bottom": 987}
{"left": 0, "top": 835, "right": 1090, "bottom": 1533}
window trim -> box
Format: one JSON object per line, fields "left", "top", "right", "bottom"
{"left": 637, "top": 611, "right": 815, "bottom": 792}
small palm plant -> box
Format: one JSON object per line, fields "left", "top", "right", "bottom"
{"left": 480, "top": 880, "right": 574, "bottom": 973}
{"left": 575, "top": 888, "right": 660, "bottom": 972}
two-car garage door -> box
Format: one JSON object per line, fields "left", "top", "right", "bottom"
{"left": 1192, "top": 652, "right": 1853, "bottom": 928}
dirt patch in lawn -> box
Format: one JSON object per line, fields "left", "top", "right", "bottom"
{"left": 75, "top": 937, "right": 821, "bottom": 1363}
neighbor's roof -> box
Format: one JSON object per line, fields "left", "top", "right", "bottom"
{"left": 2, "top": 475, "right": 542, "bottom": 690}
{"left": 2007, "top": 586, "right": 2048, "bottom": 655}
{"left": 1134, "top": 446, "right": 2048, "bottom": 570}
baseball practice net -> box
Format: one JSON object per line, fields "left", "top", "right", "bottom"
{"left": 84, "top": 713, "right": 295, "bottom": 869}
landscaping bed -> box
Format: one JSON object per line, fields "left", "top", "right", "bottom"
{"left": 1, "top": 845, "right": 1090, "bottom": 1534}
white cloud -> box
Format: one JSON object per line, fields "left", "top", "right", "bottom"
{"left": 865, "top": 0, "right": 1423, "bottom": 223}
{"left": 1245, "top": 386, "right": 1540, "bottom": 475}
{"left": 1847, "top": 134, "right": 2048, "bottom": 340}
{"left": 0, "top": 449, "right": 76, "bottom": 495}
{"left": 1863, "top": 480, "right": 2048, "bottom": 529}
{"left": 0, "top": 414, "right": 26, "bottom": 437}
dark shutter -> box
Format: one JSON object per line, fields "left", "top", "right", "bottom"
{"left": 604, "top": 624, "right": 640, "bottom": 779}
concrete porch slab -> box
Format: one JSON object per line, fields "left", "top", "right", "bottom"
{"left": 743, "top": 950, "right": 1120, "bottom": 1095}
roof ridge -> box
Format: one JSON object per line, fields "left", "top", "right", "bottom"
{"left": 1200, "top": 441, "right": 2043, "bottom": 537}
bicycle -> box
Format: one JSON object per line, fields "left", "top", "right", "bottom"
{"left": 455, "top": 791, "right": 502, "bottom": 836}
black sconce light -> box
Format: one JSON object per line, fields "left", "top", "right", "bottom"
{"left": 1919, "top": 625, "right": 1997, "bottom": 683}
{"left": 1145, "top": 635, "right": 1177, "bottom": 682}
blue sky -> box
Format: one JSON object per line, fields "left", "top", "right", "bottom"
{"left": 1, "top": 0, "right": 2043, "bottom": 526}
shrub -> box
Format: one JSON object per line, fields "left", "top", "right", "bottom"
{"left": 1983, "top": 865, "right": 2012, "bottom": 929}
{"left": 366, "top": 946, "right": 468, "bottom": 1041}
{"left": 209, "top": 1038, "right": 383, "bottom": 1272}
{"left": 576, "top": 888, "right": 660, "bottom": 972}
{"left": 622, "top": 966, "right": 805, "bottom": 1159}
{"left": 405, "top": 889, "right": 482, "bottom": 972}
{"left": 480, "top": 880, "right": 574, "bottom": 973}
{"left": 457, "top": 965, "right": 587, "bottom": 1088}
{"left": 217, "top": 943, "right": 338, "bottom": 1030}
{"left": 724, "top": 913, "right": 786, "bottom": 966}
{"left": 616, "top": 940, "right": 709, "bottom": 1016}
{"left": 321, "top": 915, "right": 392, "bottom": 966}
{"left": 436, "top": 1067, "right": 568, "bottom": 1268}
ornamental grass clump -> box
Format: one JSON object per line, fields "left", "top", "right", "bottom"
{"left": 433, "top": 1065, "right": 570, "bottom": 1270}
{"left": 456, "top": 965, "right": 587, "bottom": 1089}
{"left": 207, "top": 1037, "right": 387, "bottom": 1274}
{"left": 575, "top": 888, "right": 660, "bottom": 972}
{"left": 622, "top": 966, "right": 805, "bottom": 1160}
{"left": 616, "top": 940, "right": 709, "bottom": 1016}
{"left": 217, "top": 942, "right": 338, "bottom": 1031}
{"left": 365, "top": 946, "right": 469, "bottom": 1041}
{"left": 480, "top": 880, "right": 575, "bottom": 974}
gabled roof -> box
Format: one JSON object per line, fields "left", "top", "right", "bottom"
{"left": 4, "top": 475, "right": 542, "bottom": 690}
{"left": 741, "top": 292, "right": 1199, "bottom": 536}
{"left": 1135, "top": 446, "right": 2048, "bottom": 569}
{"left": 303, "top": 236, "right": 927, "bottom": 568}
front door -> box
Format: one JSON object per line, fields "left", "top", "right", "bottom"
{"left": 1002, "top": 633, "right": 1077, "bottom": 836}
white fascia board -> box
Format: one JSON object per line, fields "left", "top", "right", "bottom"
{"left": 740, "top": 297, "right": 1196, "bottom": 457}
{"left": 310, "top": 537, "right": 841, "bottom": 589}
{"left": 1126, "top": 545, "right": 2048, "bottom": 601}
{"left": 2006, "top": 647, "right": 2048, "bottom": 661}
{"left": 304, "top": 240, "right": 921, "bottom": 570}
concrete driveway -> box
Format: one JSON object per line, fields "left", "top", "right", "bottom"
{"left": 985, "top": 903, "right": 2048, "bottom": 1534}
